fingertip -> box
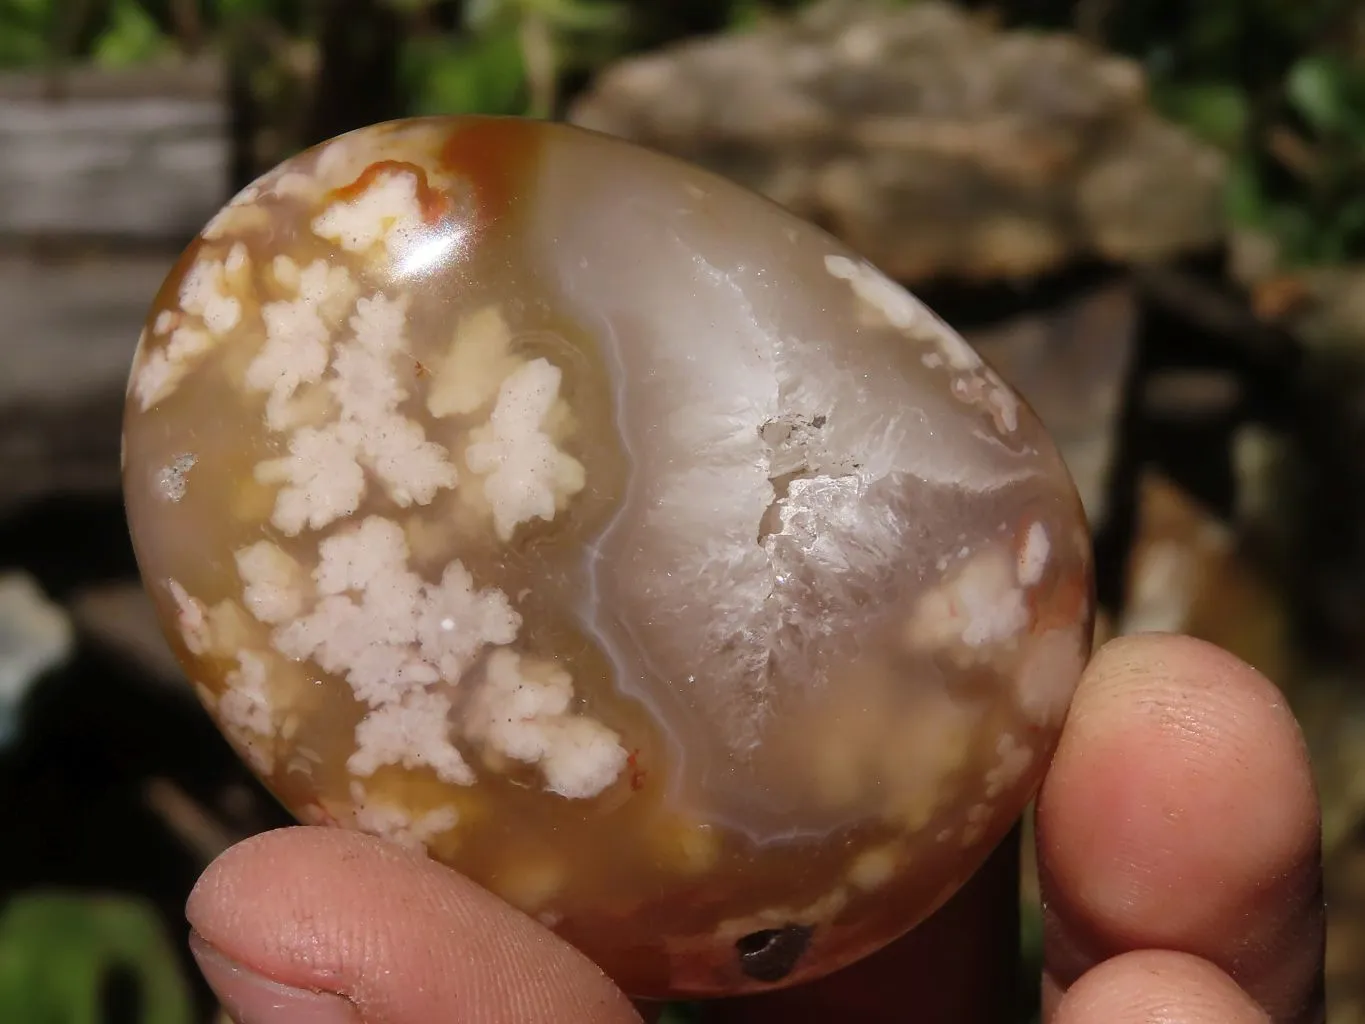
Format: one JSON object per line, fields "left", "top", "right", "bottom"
{"left": 1038, "top": 633, "right": 1324, "bottom": 1019}
{"left": 188, "top": 930, "right": 363, "bottom": 1024}
{"left": 1067, "top": 633, "right": 1307, "bottom": 753}
{"left": 1053, "top": 950, "right": 1271, "bottom": 1024}
{"left": 188, "top": 826, "right": 641, "bottom": 1024}
{"left": 1048, "top": 955, "right": 1272, "bottom": 1024}
{"left": 1043, "top": 632, "right": 1321, "bottom": 903}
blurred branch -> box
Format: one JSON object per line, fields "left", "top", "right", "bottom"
{"left": 1134, "top": 265, "right": 1303, "bottom": 371}
{"left": 304, "top": 0, "right": 403, "bottom": 147}
{"left": 168, "top": 0, "right": 203, "bottom": 54}
{"left": 144, "top": 778, "right": 243, "bottom": 866}
{"left": 41, "top": 0, "right": 95, "bottom": 98}
{"left": 1266, "top": 125, "right": 1324, "bottom": 180}
{"left": 519, "top": 8, "right": 555, "bottom": 116}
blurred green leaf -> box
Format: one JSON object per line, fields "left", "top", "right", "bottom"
{"left": 0, "top": 0, "right": 53, "bottom": 68}
{"left": 1288, "top": 55, "right": 1350, "bottom": 135}
{"left": 522, "top": 0, "right": 623, "bottom": 33}
{"left": 1318, "top": 197, "right": 1365, "bottom": 260}
{"left": 465, "top": 0, "right": 507, "bottom": 32}
{"left": 0, "top": 0, "right": 53, "bottom": 26}
{"left": 467, "top": 0, "right": 622, "bottom": 34}
{"left": 1157, "top": 81, "right": 1250, "bottom": 150}
{"left": 1184, "top": 7, "right": 1239, "bottom": 62}
{"left": 1223, "top": 153, "right": 1270, "bottom": 229}
{"left": 216, "top": 0, "right": 280, "bottom": 20}
{"left": 1270, "top": 201, "right": 1324, "bottom": 264}
{"left": 91, "top": 0, "right": 172, "bottom": 68}
{"left": 0, "top": 29, "right": 48, "bottom": 68}
{"left": 726, "top": 0, "right": 767, "bottom": 30}
{"left": 0, "top": 892, "right": 194, "bottom": 1024}
{"left": 402, "top": 28, "right": 527, "bottom": 116}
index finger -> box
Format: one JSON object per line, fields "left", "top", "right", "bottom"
{"left": 1037, "top": 634, "right": 1325, "bottom": 1022}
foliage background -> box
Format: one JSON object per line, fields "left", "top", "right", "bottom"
{"left": 3, "top": 0, "right": 1364, "bottom": 270}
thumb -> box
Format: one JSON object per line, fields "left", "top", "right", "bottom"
{"left": 186, "top": 826, "right": 643, "bottom": 1024}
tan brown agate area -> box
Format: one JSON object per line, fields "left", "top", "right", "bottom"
{"left": 121, "top": 116, "right": 1093, "bottom": 999}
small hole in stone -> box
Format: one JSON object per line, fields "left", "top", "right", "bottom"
{"left": 735, "top": 929, "right": 779, "bottom": 958}
{"left": 734, "top": 923, "right": 813, "bottom": 983}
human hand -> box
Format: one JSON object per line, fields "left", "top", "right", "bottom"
{"left": 185, "top": 634, "right": 1326, "bottom": 1024}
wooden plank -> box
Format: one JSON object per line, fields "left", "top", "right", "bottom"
{"left": 0, "top": 59, "right": 224, "bottom": 100}
{"left": 0, "top": 250, "right": 175, "bottom": 511}
{"left": 0, "top": 60, "right": 229, "bottom": 240}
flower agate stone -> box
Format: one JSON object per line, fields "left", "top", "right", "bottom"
{"left": 121, "top": 116, "right": 1093, "bottom": 999}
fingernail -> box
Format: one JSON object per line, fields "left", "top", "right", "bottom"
{"left": 190, "top": 931, "right": 362, "bottom": 1024}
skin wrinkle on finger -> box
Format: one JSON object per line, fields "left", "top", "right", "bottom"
{"left": 1053, "top": 950, "right": 1272, "bottom": 1024}
{"left": 187, "top": 827, "right": 643, "bottom": 1024}
{"left": 1041, "top": 863, "right": 1325, "bottom": 1023}
{"left": 1038, "top": 634, "right": 1324, "bottom": 1024}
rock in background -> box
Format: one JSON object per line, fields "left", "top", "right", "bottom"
{"left": 569, "top": 0, "right": 1232, "bottom": 583}
{"left": 571, "top": 0, "right": 1226, "bottom": 284}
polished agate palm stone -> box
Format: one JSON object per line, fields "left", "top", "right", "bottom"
{"left": 121, "top": 116, "right": 1093, "bottom": 999}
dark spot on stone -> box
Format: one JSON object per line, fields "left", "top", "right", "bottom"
{"left": 811, "top": 414, "right": 826, "bottom": 428}
{"left": 734, "top": 923, "right": 813, "bottom": 983}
